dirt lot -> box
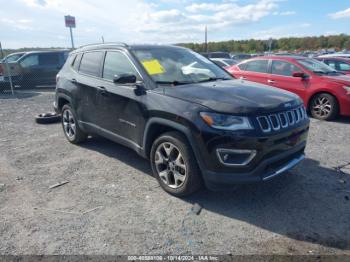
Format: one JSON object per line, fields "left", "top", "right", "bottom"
{"left": 0, "top": 91, "right": 349, "bottom": 255}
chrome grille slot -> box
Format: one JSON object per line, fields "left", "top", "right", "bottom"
{"left": 287, "top": 111, "right": 295, "bottom": 125}
{"left": 257, "top": 116, "right": 271, "bottom": 133}
{"left": 278, "top": 112, "right": 288, "bottom": 128}
{"left": 269, "top": 114, "right": 280, "bottom": 131}
{"left": 294, "top": 108, "right": 300, "bottom": 123}
{"left": 298, "top": 107, "right": 304, "bottom": 120}
{"left": 256, "top": 105, "right": 307, "bottom": 133}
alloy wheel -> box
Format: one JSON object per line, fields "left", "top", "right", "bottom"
{"left": 62, "top": 109, "right": 76, "bottom": 139}
{"left": 154, "top": 142, "right": 187, "bottom": 189}
{"left": 312, "top": 96, "right": 332, "bottom": 118}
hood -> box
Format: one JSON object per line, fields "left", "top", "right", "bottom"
{"left": 164, "top": 80, "right": 301, "bottom": 115}
{"left": 321, "top": 74, "right": 350, "bottom": 85}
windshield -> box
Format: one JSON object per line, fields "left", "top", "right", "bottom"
{"left": 132, "top": 47, "right": 232, "bottom": 85}
{"left": 297, "top": 58, "right": 340, "bottom": 75}
{"left": 3, "top": 53, "right": 25, "bottom": 63}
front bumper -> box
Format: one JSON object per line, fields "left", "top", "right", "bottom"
{"left": 202, "top": 141, "right": 306, "bottom": 190}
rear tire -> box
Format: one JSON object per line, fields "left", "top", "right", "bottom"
{"left": 61, "top": 104, "right": 87, "bottom": 144}
{"left": 150, "top": 131, "right": 202, "bottom": 197}
{"left": 310, "top": 93, "right": 338, "bottom": 121}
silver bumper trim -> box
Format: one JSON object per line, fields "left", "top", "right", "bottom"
{"left": 263, "top": 154, "right": 305, "bottom": 181}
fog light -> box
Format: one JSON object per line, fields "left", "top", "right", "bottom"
{"left": 216, "top": 149, "right": 257, "bottom": 166}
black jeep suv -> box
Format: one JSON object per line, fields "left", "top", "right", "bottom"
{"left": 54, "top": 43, "right": 309, "bottom": 196}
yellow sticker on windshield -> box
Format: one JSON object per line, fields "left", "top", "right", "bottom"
{"left": 142, "top": 59, "right": 166, "bottom": 75}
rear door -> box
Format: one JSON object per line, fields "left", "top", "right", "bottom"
{"left": 38, "top": 52, "right": 61, "bottom": 86}
{"left": 235, "top": 59, "right": 269, "bottom": 85}
{"left": 266, "top": 60, "right": 309, "bottom": 100}
{"left": 76, "top": 51, "right": 105, "bottom": 125}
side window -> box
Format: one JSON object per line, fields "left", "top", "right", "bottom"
{"left": 72, "top": 53, "right": 83, "bottom": 71}
{"left": 325, "top": 60, "right": 337, "bottom": 70}
{"left": 244, "top": 60, "right": 268, "bottom": 73}
{"left": 338, "top": 62, "right": 350, "bottom": 71}
{"left": 102, "top": 51, "right": 140, "bottom": 81}
{"left": 79, "top": 51, "right": 104, "bottom": 77}
{"left": 39, "top": 53, "right": 60, "bottom": 66}
{"left": 271, "top": 60, "right": 302, "bottom": 76}
{"left": 20, "top": 54, "right": 39, "bottom": 68}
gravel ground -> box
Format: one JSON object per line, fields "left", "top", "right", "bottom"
{"left": 0, "top": 91, "right": 349, "bottom": 255}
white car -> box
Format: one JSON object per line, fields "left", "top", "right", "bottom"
{"left": 210, "top": 58, "right": 238, "bottom": 68}
{"left": 318, "top": 53, "right": 350, "bottom": 58}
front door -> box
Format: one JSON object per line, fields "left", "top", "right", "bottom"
{"left": 267, "top": 60, "right": 309, "bottom": 101}
{"left": 97, "top": 50, "right": 145, "bottom": 146}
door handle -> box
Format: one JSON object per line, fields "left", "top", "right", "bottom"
{"left": 97, "top": 86, "right": 109, "bottom": 96}
{"left": 267, "top": 79, "right": 275, "bottom": 84}
{"left": 239, "top": 76, "right": 247, "bottom": 80}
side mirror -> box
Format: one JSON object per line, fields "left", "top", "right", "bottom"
{"left": 113, "top": 73, "right": 137, "bottom": 84}
{"left": 292, "top": 72, "right": 306, "bottom": 78}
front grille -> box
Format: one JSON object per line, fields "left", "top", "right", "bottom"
{"left": 257, "top": 105, "right": 307, "bottom": 133}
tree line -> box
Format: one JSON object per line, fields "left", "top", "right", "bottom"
{"left": 2, "top": 34, "right": 350, "bottom": 58}
{"left": 179, "top": 34, "right": 350, "bottom": 53}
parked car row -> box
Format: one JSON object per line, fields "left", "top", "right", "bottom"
{"left": 0, "top": 50, "right": 69, "bottom": 90}
{"left": 226, "top": 55, "right": 350, "bottom": 121}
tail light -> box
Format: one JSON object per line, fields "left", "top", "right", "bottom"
{"left": 0, "top": 64, "right": 3, "bottom": 76}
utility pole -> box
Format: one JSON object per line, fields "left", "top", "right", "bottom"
{"left": 268, "top": 37, "right": 273, "bottom": 55}
{"left": 205, "top": 25, "right": 208, "bottom": 53}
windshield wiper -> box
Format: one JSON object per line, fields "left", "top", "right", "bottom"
{"left": 155, "top": 80, "right": 192, "bottom": 86}
{"left": 313, "top": 70, "right": 327, "bottom": 74}
{"left": 197, "top": 77, "right": 231, "bottom": 83}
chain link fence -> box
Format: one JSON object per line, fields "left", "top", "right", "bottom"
{"left": 0, "top": 44, "right": 70, "bottom": 96}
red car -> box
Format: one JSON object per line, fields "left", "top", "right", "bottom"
{"left": 316, "top": 57, "right": 350, "bottom": 75}
{"left": 227, "top": 56, "right": 350, "bottom": 120}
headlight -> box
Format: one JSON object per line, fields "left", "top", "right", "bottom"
{"left": 200, "top": 112, "right": 253, "bottom": 131}
{"left": 343, "top": 86, "right": 350, "bottom": 95}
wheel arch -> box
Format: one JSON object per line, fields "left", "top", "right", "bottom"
{"left": 142, "top": 118, "right": 204, "bottom": 171}
{"left": 57, "top": 94, "right": 72, "bottom": 112}
{"left": 306, "top": 90, "right": 339, "bottom": 112}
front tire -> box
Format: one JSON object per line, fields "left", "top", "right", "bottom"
{"left": 61, "top": 104, "right": 87, "bottom": 144}
{"left": 310, "top": 93, "right": 338, "bottom": 121}
{"left": 150, "top": 131, "right": 202, "bottom": 197}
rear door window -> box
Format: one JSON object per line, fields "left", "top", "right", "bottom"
{"left": 244, "top": 60, "right": 268, "bottom": 73}
{"left": 79, "top": 51, "right": 104, "bottom": 77}
{"left": 72, "top": 53, "right": 83, "bottom": 71}
{"left": 39, "top": 53, "right": 60, "bottom": 66}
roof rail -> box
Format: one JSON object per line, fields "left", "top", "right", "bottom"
{"left": 78, "top": 42, "right": 129, "bottom": 49}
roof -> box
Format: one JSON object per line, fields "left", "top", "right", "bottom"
{"left": 316, "top": 56, "right": 350, "bottom": 61}
{"left": 73, "top": 43, "right": 186, "bottom": 53}
{"left": 244, "top": 55, "right": 307, "bottom": 62}
{"left": 22, "top": 50, "right": 70, "bottom": 55}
